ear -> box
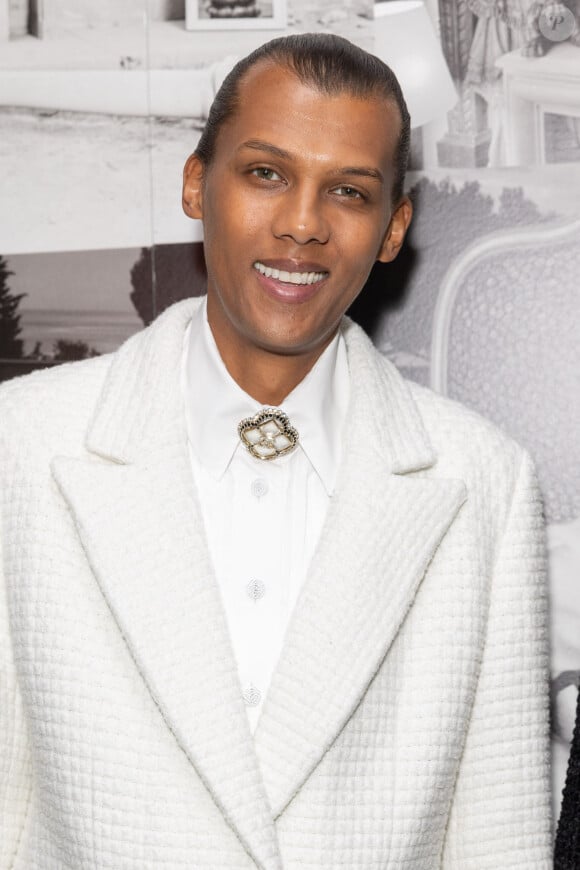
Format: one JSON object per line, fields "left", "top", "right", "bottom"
{"left": 182, "top": 153, "right": 205, "bottom": 220}
{"left": 377, "top": 196, "right": 413, "bottom": 263}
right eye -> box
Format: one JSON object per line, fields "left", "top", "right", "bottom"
{"left": 251, "top": 167, "right": 283, "bottom": 181}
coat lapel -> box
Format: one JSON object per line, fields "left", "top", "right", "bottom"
{"left": 253, "top": 320, "right": 468, "bottom": 818}
{"left": 51, "top": 298, "right": 282, "bottom": 870}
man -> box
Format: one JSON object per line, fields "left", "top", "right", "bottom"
{"left": 0, "top": 33, "right": 552, "bottom": 869}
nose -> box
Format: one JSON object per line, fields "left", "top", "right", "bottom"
{"left": 271, "top": 184, "right": 330, "bottom": 246}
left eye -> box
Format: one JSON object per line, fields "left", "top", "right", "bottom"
{"left": 252, "top": 167, "right": 282, "bottom": 181}
{"left": 333, "top": 186, "right": 364, "bottom": 199}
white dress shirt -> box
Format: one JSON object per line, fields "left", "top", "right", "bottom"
{"left": 180, "top": 297, "right": 349, "bottom": 733}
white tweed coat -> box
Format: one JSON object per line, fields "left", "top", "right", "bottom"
{"left": 0, "top": 297, "right": 552, "bottom": 869}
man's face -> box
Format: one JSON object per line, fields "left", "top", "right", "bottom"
{"left": 183, "top": 61, "right": 412, "bottom": 360}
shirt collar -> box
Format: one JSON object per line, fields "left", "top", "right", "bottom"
{"left": 181, "top": 296, "right": 349, "bottom": 495}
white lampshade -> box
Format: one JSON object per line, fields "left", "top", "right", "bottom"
{"left": 374, "top": 0, "right": 457, "bottom": 128}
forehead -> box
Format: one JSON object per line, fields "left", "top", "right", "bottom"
{"left": 213, "top": 60, "right": 401, "bottom": 179}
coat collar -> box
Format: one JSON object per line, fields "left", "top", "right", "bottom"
{"left": 51, "top": 297, "right": 466, "bottom": 866}
{"left": 83, "top": 296, "right": 436, "bottom": 474}
{"left": 182, "top": 295, "right": 349, "bottom": 495}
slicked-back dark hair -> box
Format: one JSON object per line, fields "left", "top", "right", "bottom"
{"left": 194, "top": 33, "right": 411, "bottom": 205}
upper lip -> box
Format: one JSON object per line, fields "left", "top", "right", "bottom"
{"left": 254, "top": 258, "right": 329, "bottom": 273}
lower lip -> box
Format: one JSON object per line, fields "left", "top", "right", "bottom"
{"left": 253, "top": 268, "right": 328, "bottom": 304}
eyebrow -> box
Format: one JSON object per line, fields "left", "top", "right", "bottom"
{"left": 239, "top": 139, "right": 384, "bottom": 185}
{"left": 241, "top": 139, "right": 291, "bottom": 161}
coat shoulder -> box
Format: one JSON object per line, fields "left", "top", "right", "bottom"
{"left": 0, "top": 354, "right": 113, "bottom": 458}
{"left": 399, "top": 377, "right": 538, "bottom": 554}
{"left": 403, "top": 376, "right": 529, "bottom": 483}
{"left": 344, "top": 318, "right": 528, "bottom": 483}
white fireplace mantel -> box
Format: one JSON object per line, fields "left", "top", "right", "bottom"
{"left": 496, "top": 43, "right": 580, "bottom": 165}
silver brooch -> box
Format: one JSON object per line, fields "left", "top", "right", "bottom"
{"left": 238, "top": 408, "right": 299, "bottom": 461}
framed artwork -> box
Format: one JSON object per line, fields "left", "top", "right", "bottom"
{"left": 185, "top": 0, "right": 286, "bottom": 30}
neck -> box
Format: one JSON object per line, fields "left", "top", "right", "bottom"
{"left": 206, "top": 305, "right": 336, "bottom": 406}
{"left": 215, "top": 339, "right": 331, "bottom": 406}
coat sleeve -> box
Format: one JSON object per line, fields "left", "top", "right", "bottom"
{"left": 0, "top": 431, "right": 33, "bottom": 868}
{"left": 441, "top": 449, "right": 553, "bottom": 869}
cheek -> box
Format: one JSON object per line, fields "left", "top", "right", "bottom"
{"left": 337, "top": 240, "right": 386, "bottom": 302}
{"left": 337, "top": 223, "right": 385, "bottom": 270}
{"left": 209, "top": 183, "right": 265, "bottom": 238}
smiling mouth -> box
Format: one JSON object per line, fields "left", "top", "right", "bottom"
{"left": 253, "top": 261, "right": 328, "bottom": 285}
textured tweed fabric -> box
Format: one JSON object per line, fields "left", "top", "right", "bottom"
{"left": 0, "top": 297, "right": 552, "bottom": 868}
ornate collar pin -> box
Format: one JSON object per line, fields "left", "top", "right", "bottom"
{"left": 238, "top": 408, "right": 299, "bottom": 461}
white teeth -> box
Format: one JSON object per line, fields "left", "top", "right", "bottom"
{"left": 253, "top": 261, "right": 327, "bottom": 285}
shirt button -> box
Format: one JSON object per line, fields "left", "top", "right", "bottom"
{"left": 251, "top": 478, "right": 268, "bottom": 498}
{"left": 247, "top": 578, "right": 266, "bottom": 601}
{"left": 242, "top": 683, "right": 262, "bottom": 707}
